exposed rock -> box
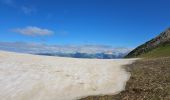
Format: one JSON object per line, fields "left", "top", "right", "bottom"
{"left": 126, "top": 28, "right": 170, "bottom": 58}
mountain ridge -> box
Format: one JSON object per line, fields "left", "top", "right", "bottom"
{"left": 0, "top": 42, "right": 131, "bottom": 59}
{"left": 126, "top": 28, "right": 170, "bottom": 58}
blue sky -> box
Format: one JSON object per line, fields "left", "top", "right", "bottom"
{"left": 0, "top": 0, "right": 170, "bottom": 48}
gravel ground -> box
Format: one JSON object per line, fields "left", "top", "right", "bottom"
{"left": 80, "top": 57, "right": 170, "bottom": 100}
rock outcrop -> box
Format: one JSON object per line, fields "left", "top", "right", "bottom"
{"left": 126, "top": 28, "right": 170, "bottom": 58}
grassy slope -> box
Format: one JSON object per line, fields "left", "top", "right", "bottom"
{"left": 79, "top": 44, "right": 170, "bottom": 100}
{"left": 80, "top": 57, "right": 170, "bottom": 100}
{"left": 139, "top": 44, "right": 170, "bottom": 58}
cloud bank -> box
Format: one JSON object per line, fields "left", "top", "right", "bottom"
{"left": 12, "top": 26, "right": 54, "bottom": 36}
{"left": 0, "top": 42, "right": 132, "bottom": 58}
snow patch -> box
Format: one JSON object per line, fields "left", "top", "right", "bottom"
{"left": 0, "top": 51, "right": 136, "bottom": 100}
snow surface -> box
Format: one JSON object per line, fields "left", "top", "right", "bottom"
{"left": 0, "top": 51, "right": 136, "bottom": 100}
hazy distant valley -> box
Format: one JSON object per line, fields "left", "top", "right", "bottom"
{"left": 1, "top": 0, "right": 170, "bottom": 99}
{"left": 0, "top": 42, "right": 131, "bottom": 59}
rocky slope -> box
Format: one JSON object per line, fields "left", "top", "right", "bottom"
{"left": 126, "top": 28, "right": 170, "bottom": 58}
{"left": 80, "top": 57, "right": 170, "bottom": 100}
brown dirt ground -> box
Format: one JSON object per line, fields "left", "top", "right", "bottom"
{"left": 80, "top": 57, "right": 170, "bottom": 100}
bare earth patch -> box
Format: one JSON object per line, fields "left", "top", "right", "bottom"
{"left": 80, "top": 57, "right": 170, "bottom": 100}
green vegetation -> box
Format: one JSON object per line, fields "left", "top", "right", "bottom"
{"left": 125, "top": 28, "right": 170, "bottom": 58}
{"left": 80, "top": 29, "right": 170, "bottom": 100}
{"left": 139, "top": 44, "right": 170, "bottom": 58}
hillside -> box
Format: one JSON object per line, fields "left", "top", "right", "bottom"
{"left": 126, "top": 28, "right": 170, "bottom": 58}
{"left": 80, "top": 28, "right": 170, "bottom": 100}
{"left": 81, "top": 57, "right": 170, "bottom": 100}
{"left": 139, "top": 43, "right": 170, "bottom": 58}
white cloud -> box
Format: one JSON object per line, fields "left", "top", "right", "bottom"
{"left": 0, "top": 0, "right": 15, "bottom": 7}
{"left": 12, "top": 26, "right": 54, "bottom": 36}
{"left": 21, "top": 6, "right": 36, "bottom": 15}
{"left": 1, "top": 0, "right": 36, "bottom": 15}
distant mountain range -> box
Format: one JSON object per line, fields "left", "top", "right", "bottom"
{"left": 0, "top": 42, "right": 132, "bottom": 59}
{"left": 126, "top": 28, "right": 170, "bottom": 58}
